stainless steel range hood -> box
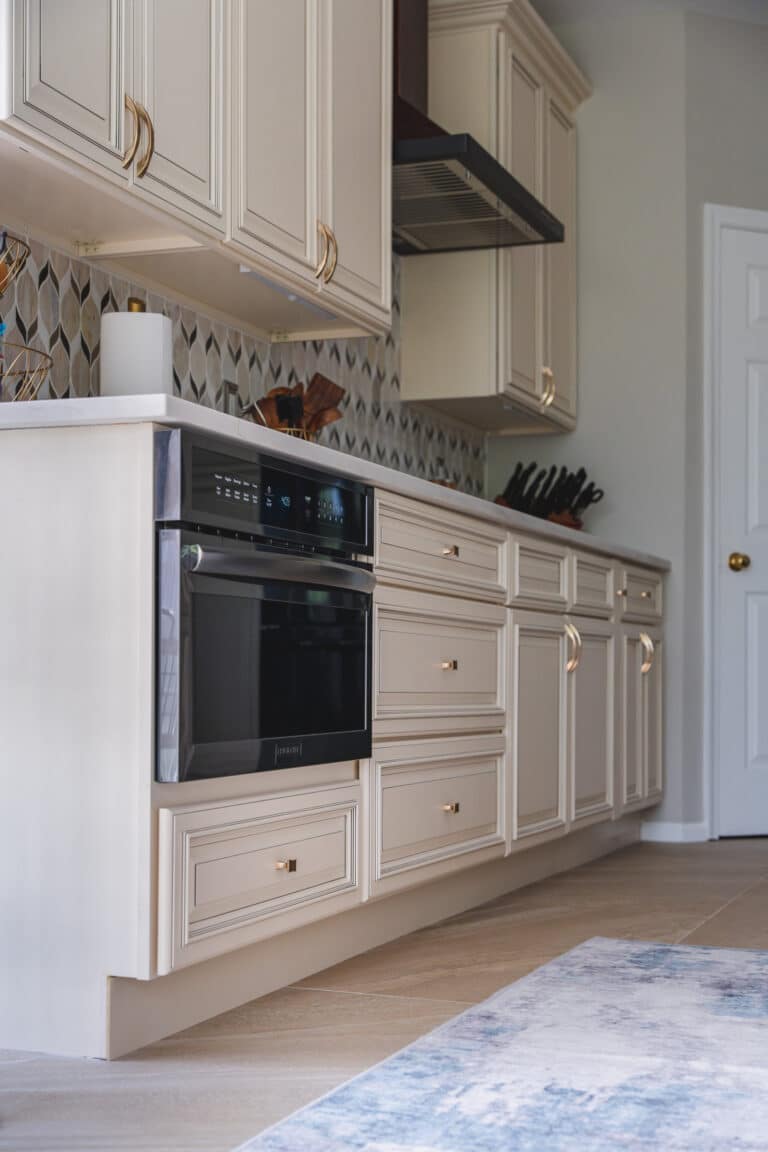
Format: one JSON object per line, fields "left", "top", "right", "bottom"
{"left": 393, "top": 0, "right": 564, "bottom": 256}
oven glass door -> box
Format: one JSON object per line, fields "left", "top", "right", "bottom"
{"left": 158, "top": 531, "right": 373, "bottom": 781}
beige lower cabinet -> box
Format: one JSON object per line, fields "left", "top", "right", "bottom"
{"left": 619, "top": 625, "right": 663, "bottom": 813}
{"left": 363, "top": 735, "right": 506, "bottom": 898}
{"left": 567, "top": 616, "right": 615, "bottom": 827}
{"left": 509, "top": 609, "right": 569, "bottom": 845}
{"left": 157, "top": 783, "right": 360, "bottom": 974}
{"left": 373, "top": 585, "right": 507, "bottom": 739}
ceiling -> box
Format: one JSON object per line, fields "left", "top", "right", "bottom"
{"left": 530, "top": 0, "right": 768, "bottom": 27}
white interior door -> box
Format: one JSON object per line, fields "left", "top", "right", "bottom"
{"left": 716, "top": 217, "right": 768, "bottom": 835}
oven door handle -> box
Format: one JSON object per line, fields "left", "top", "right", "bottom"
{"left": 183, "top": 545, "right": 376, "bottom": 595}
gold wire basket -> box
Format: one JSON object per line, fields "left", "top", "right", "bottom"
{"left": 0, "top": 232, "right": 31, "bottom": 298}
{"left": 1, "top": 341, "right": 53, "bottom": 402}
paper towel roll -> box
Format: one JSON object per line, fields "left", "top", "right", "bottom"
{"left": 100, "top": 310, "right": 174, "bottom": 397}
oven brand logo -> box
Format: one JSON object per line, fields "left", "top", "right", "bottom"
{"left": 275, "top": 742, "right": 303, "bottom": 763}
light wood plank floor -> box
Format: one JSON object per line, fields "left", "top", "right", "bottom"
{"left": 3, "top": 841, "right": 768, "bottom": 1152}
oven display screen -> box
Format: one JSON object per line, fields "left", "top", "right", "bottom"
{"left": 190, "top": 448, "right": 368, "bottom": 550}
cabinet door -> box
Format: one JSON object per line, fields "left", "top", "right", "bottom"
{"left": 543, "top": 93, "right": 577, "bottom": 423}
{"left": 510, "top": 610, "right": 568, "bottom": 842}
{"left": 644, "top": 627, "right": 663, "bottom": 802}
{"left": 619, "top": 626, "right": 663, "bottom": 811}
{"left": 13, "top": 0, "right": 129, "bottom": 175}
{"left": 317, "top": 0, "right": 392, "bottom": 323}
{"left": 231, "top": 0, "right": 318, "bottom": 277}
{"left": 500, "top": 44, "right": 544, "bottom": 406}
{"left": 568, "top": 617, "right": 614, "bottom": 826}
{"left": 131, "top": 0, "right": 225, "bottom": 230}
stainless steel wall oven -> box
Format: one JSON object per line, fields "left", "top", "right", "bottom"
{"left": 155, "top": 430, "right": 374, "bottom": 782}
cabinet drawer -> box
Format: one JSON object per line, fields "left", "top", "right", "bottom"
{"left": 570, "top": 552, "right": 614, "bottom": 617}
{"left": 618, "top": 566, "right": 663, "bottom": 620}
{"left": 509, "top": 536, "right": 569, "bottom": 610}
{"left": 366, "top": 735, "right": 505, "bottom": 897}
{"left": 374, "top": 586, "right": 506, "bottom": 738}
{"left": 157, "top": 786, "right": 359, "bottom": 973}
{"left": 374, "top": 491, "right": 507, "bottom": 601}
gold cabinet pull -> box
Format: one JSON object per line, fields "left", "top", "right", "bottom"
{"left": 565, "top": 622, "right": 581, "bottom": 673}
{"left": 324, "top": 227, "right": 338, "bottom": 283}
{"left": 442, "top": 802, "right": 460, "bottom": 814}
{"left": 540, "top": 366, "right": 555, "bottom": 409}
{"left": 616, "top": 588, "right": 627, "bottom": 598}
{"left": 728, "top": 551, "right": 751, "bottom": 572}
{"left": 639, "top": 632, "right": 655, "bottom": 675}
{"left": 442, "top": 545, "right": 460, "bottom": 558}
{"left": 135, "top": 102, "right": 155, "bottom": 178}
{"left": 640, "top": 590, "right": 653, "bottom": 600}
{"left": 440, "top": 659, "right": 458, "bottom": 671}
{"left": 315, "top": 222, "right": 330, "bottom": 279}
{"left": 122, "top": 94, "right": 141, "bottom": 169}
{"left": 275, "top": 858, "right": 297, "bottom": 873}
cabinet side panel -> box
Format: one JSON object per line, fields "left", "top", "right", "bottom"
{"left": 0, "top": 425, "right": 155, "bottom": 1056}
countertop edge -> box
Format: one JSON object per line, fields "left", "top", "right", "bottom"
{"left": 0, "top": 396, "right": 671, "bottom": 572}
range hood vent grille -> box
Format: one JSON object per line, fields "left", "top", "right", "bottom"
{"left": 393, "top": 134, "right": 564, "bottom": 256}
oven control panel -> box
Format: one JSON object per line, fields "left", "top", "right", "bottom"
{"left": 186, "top": 443, "right": 371, "bottom": 553}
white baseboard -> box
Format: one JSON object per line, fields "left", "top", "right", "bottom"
{"left": 641, "top": 820, "right": 711, "bottom": 843}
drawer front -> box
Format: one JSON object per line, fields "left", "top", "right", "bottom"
{"left": 158, "top": 787, "right": 359, "bottom": 972}
{"left": 374, "top": 586, "right": 506, "bottom": 737}
{"left": 374, "top": 491, "right": 507, "bottom": 601}
{"left": 510, "top": 537, "right": 569, "bottom": 610}
{"left": 570, "top": 552, "right": 614, "bottom": 617}
{"left": 618, "top": 566, "right": 663, "bottom": 620}
{"left": 367, "top": 735, "right": 506, "bottom": 895}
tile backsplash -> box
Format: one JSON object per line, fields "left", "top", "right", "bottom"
{"left": 0, "top": 237, "right": 486, "bottom": 495}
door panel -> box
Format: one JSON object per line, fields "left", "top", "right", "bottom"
{"left": 718, "top": 224, "right": 768, "bottom": 833}
{"left": 570, "top": 619, "right": 614, "bottom": 824}
{"left": 620, "top": 631, "right": 643, "bottom": 809}
{"left": 645, "top": 628, "right": 663, "bottom": 800}
{"left": 15, "top": 0, "right": 128, "bottom": 174}
{"left": 232, "top": 0, "right": 317, "bottom": 273}
{"left": 133, "top": 0, "right": 224, "bottom": 228}
{"left": 511, "top": 610, "right": 567, "bottom": 840}
{"left": 544, "top": 95, "right": 576, "bottom": 421}
{"left": 318, "top": 0, "right": 391, "bottom": 319}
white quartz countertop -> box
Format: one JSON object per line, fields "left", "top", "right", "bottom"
{"left": 0, "top": 395, "right": 670, "bottom": 571}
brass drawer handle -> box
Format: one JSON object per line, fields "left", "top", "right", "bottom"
{"left": 540, "top": 366, "right": 555, "bottom": 408}
{"left": 616, "top": 588, "right": 627, "bottom": 598}
{"left": 442, "top": 802, "right": 460, "bottom": 814}
{"left": 640, "top": 590, "right": 653, "bottom": 600}
{"left": 639, "top": 632, "right": 655, "bottom": 675}
{"left": 275, "top": 859, "right": 297, "bottom": 873}
{"left": 315, "top": 222, "right": 330, "bottom": 279}
{"left": 440, "top": 659, "right": 458, "bottom": 671}
{"left": 442, "top": 545, "right": 460, "bottom": 558}
{"left": 122, "top": 94, "right": 140, "bottom": 168}
{"left": 135, "top": 102, "right": 155, "bottom": 178}
{"left": 324, "top": 227, "right": 338, "bottom": 283}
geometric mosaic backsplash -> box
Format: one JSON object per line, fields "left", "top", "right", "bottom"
{"left": 0, "top": 236, "right": 487, "bottom": 495}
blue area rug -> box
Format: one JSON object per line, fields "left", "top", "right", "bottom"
{"left": 234, "top": 937, "right": 768, "bottom": 1151}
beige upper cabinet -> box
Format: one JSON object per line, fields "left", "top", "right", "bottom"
{"left": 316, "top": 0, "right": 392, "bottom": 325}
{"left": 10, "top": 0, "right": 129, "bottom": 176}
{"left": 231, "top": 0, "right": 392, "bottom": 328}
{"left": 400, "top": 0, "right": 590, "bottom": 433}
{"left": 130, "top": 0, "right": 225, "bottom": 232}
{"left": 231, "top": 0, "right": 318, "bottom": 280}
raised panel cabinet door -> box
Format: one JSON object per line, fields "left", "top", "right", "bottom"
{"left": 543, "top": 93, "right": 577, "bottom": 424}
{"left": 317, "top": 0, "right": 392, "bottom": 323}
{"left": 510, "top": 610, "right": 568, "bottom": 841}
{"left": 13, "top": 0, "right": 129, "bottom": 175}
{"left": 500, "top": 44, "right": 544, "bottom": 406}
{"left": 643, "top": 627, "right": 663, "bottom": 802}
{"left": 231, "top": 0, "right": 318, "bottom": 276}
{"left": 132, "top": 0, "right": 225, "bottom": 229}
{"left": 568, "top": 617, "right": 614, "bottom": 825}
{"left": 619, "top": 629, "right": 644, "bottom": 811}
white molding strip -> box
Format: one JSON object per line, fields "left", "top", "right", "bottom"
{"left": 641, "top": 821, "right": 711, "bottom": 844}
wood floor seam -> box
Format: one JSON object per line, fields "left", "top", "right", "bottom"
{"left": 287, "top": 985, "right": 474, "bottom": 1007}
{"left": 674, "top": 874, "right": 768, "bottom": 944}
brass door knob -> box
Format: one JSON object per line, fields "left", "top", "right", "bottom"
{"left": 728, "top": 552, "right": 751, "bottom": 572}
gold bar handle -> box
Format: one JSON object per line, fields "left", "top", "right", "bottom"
{"left": 640, "top": 632, "right": 655, "bottom": 675}
{"left": 540, "top": 366, "right": 555, "bottom": 409}
{"left": 324, "top": 227, "right": 338, "bottom": 283}
{"left": 135, "top": 103, "right": 155, "bottom": 178}
{"left": 565, "top": 622, "right": 580, "bottom": 673}
{"left": 315, "top": 222, "right": 329, "bottom": 279}
{"left": 442, "top": 802, "right": 460, "bottom": 814}
{"left": 122, "top": 95, "right": 140, "bottom": 169}
{"left": 442, "top": 545, "right": 460, "bottom": 558}
{"left": 275, "top": 859, "right": 297, "bottom": 873}
{"left": 440, "top": 659, "right": 458, "bottom": 671}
